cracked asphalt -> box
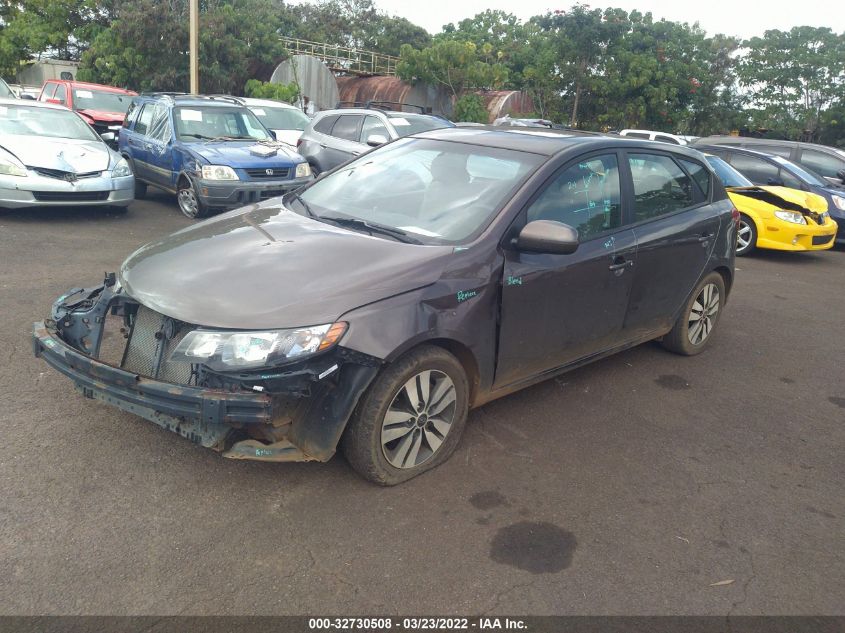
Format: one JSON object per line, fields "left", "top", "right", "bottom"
{"left": 1, "top": 194, "right": 843, "bottom": 615}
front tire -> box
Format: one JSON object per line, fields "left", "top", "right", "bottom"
{"left": 661, "top": 271, "right": 725, "bottom": 356}
{"left": 177, "top": 178, "right": 208, "bottom": 219}
{"left": 341, "top": 345, "right": 469, "bottom": 485}
{"left": 736, "top": 214, "right": 757, "bottom": 256}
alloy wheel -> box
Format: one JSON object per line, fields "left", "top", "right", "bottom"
{"left": 688, "top": 283, "right": 720, "bottom": 346}
{"left": 177, "top": 186, "right": 199, "bottom": 218}
{"left": 380, "top": 370, "right": 457, "bottom": 469}
{"left": 737, "top": 219, "right": 753, "bottom": 253}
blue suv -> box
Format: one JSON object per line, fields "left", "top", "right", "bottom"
{"left": 119, "top": 94, "right": 312, "bottom": 218}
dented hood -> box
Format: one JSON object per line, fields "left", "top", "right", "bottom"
{"left": 119, "top": 201, "right": 454, "bottom": 329}
{"left": 727, "top": 185, "right": 829, "bottom": 214}
{"left": 0, "top": 134, "right": 112, "bottom": 172}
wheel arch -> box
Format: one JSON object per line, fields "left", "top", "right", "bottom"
{"left": 713, "top": 265, "right": 733, "bottom": 301}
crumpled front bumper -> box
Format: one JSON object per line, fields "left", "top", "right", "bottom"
{"left": 33, "top": 307, "right": 380, "bottom": 464}
{"left": 196, "top": 176, "right": 312, "bottom": 210}
{"left": 0, "top": 172, "right": 134, "bottom": 209}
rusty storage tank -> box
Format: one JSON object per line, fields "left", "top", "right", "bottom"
{"left": 477, "top": 91, "right": 536, "bottom": 123}
{"left": 270, "top": 55, "right": 339, "bottom": 112}
{"left": 336, "top": 76, "right": 454, "bottom": 119}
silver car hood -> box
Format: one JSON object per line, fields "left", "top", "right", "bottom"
{"left": 0, "top": 134, "right": 113, "bottom": 173}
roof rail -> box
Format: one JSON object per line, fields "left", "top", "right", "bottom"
{"left": 333, "top": 100, "right": 432, "bottom": 114}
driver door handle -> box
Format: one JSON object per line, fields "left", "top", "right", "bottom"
{"left": 608, "top": 257, "right": 634, "bottom": 272}
{"left": 698, "top": 233, "right": 714, "bottom": 242}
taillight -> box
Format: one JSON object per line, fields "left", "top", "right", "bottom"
{"left": 731, "top": 207, "right": 740, "bottom": 229}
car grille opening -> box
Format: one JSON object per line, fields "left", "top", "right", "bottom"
{"left": 32, "top": 191, "right": 109, "bottom": 202}
{"left": 812, "top": 234, "right": 834, "bottom": 246}
{"left": 244, "top": 167, "right": 291, "bottom": 180}
{"left": 30, "top": 168, "right": 102, "bottom": 181}
{"left": 100, "top": 304, "right": 196, "bottom": 385}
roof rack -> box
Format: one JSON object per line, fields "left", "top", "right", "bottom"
{"left": 334, "top": 100, "right": 432, "bottom": 114}
{"left": 140, "top": 93, "right": 245, "bottom": 106}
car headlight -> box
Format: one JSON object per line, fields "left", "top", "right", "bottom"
{"left": 201, "top": 165, "right": 239, "bottom": 180}
{"left": 0, "top": 150, "right": 27, "bottom": 177}
{"left": 169, "top": 322, "right": 347, "bottom": 371}
{"left": 112, "top": 157, "right": 132, "bottom": 178}
{"left": 295, "top": 162, "right": 312, "bottom": 178}
{"left": 832, "top": 195, "right": 845, "bottom": 211}
{"left": 774, "top": 210, "right": 807, "bottom": 225}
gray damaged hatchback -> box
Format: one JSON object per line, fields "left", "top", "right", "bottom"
{"left": 33, "top": 128, "right": 736, "bottom": 484}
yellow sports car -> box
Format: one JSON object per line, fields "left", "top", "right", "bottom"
{"left": 706, "top": 155, "right": 838, "bottom": 256}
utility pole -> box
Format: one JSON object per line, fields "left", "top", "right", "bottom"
{"left": 189, "top": 0, "right": 199, "bottom": 94}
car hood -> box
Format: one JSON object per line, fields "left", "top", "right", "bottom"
{"left": 76, "top": 109, "right": 125, "bottom": 123}
{"left": 0, "top": 134, "right": 112, "bottom": 172}
{"left": 119, "top": 201, "right": 454, "bottom": 329}
{"left": 187, "top": 141, "right": 304, "bottom": 169}
{"left": 727, "top": 185, "right": 829, "bottom": 214}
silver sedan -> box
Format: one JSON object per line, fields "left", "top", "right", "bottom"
{"left": 0, "top": 97, "right": 134, "bottom": 210}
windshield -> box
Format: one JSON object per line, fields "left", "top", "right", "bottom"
{"left": 288, "top": 137, "right": 543, "bottom": 244}
{"left": 0, "top": 104, "right": 99, "bottom": 141}
{"left": 706, "top": 156, "right": 753, "bottom": 188}
{"left": 772, "top": 155, "right": 827, "bottom": 187}
{"left": 387, "top": 113, "right": 454, "bottom": 138}
{"left": 174, "top": 106, "right": 272, "bottom": 141}
{"left": 249, "top": 105, "right": 309, "bottom": 131}
{"left": 72, "top": 88, "right": 132, "bottom": 113}
{"left": 0, "top": 79, "right": 12, "bottom": 98}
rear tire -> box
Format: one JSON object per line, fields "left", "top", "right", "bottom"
{"left": 661, "top": 271, "right": 725, "bottom": 356}
{"left": 341, "top": 345, "right": 469, "bottom": 485}
{"left": 736, "top": 214, "right": 756, "bottom": 256}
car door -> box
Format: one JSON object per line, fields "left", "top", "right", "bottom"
{"left": 726, "top": 152, "right": 783, "bottom": 186}
{"left": 125, "top": 103, "right": 154, "bottom": 183}
{"left": 322, "top": 114, "right": 365, "bottom": 169}
{"left": 622, "top": 151, "right": 721, "bottom": 337}
{"left": 798, "top": 148, "right": 845, "bottom": 186}
{"left": 143, "top": 104, "right": 177, "bottom": 190}
{"left": 495, "top": 152, "right": 637, "bottom": 389}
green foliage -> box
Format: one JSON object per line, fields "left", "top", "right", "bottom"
{"left": 244, "top": 79, "right": 299, "bottom": 103}
{"left": 453, "top": 94, "right": 487, "bottom": 123}
{"left": 397, "top": 39, "right": 508, "bottom": 98}
{"left": 77, "top": 0, "right": 286, "bottom": 94}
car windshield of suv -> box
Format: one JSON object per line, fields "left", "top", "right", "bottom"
{"left": 249, "top": 105, "right": 309, "bottom": 131}
{"left": 772, "top": 155, "right": 827, "bottom": 187}
{"left": 288, "top": 137, "right": 543, "bottom": 244}
{"left": 0, "top": 104, "right": 99, "bottom": 141}
{"left": 706, "top": 156, "right": 753, "bottom": 188}
{"left": 386, "top": 113, "right": 454, "bottom": 138}
{"left": 174, "top": 106, "right": 272, "bottom": 141}
{"left": 72, "top": 88, "right": 132, "bottom": 113}
{"left": 0, "top": 79, "right": 13, "bottom": 98}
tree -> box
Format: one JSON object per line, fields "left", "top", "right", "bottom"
{"left": 78, "top": 0, "right": 286, "bottom": 94}
{"left": 244, "top": 78, "right": 299, "bottom": 103}
{"left": 397, "top": 39, "right": 508, "bottom": 100}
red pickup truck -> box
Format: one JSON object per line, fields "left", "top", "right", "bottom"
{"left": 38, "top": 80, "right": 137, "bottom": 137}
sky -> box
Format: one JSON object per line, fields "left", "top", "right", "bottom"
{"left": 371, "top": 0, "right": 845, "bottom": 39}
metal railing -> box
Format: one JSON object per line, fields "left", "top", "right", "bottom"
{"left": 279, "top": 37, "right": 399, "bottom": 76}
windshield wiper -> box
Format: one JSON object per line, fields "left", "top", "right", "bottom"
{"left": 203, "top": 135, "right": 259, "bottom": 143}
{"left": 319, "top": 215, "right": 422, "bottom": 244}
{"left": 287, "top": 191, "right": 316, "bottom": 218}
{"left": 181, "top": 133, "right": 214, "bottom": 140}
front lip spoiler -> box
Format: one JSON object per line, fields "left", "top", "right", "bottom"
{"left": 31, "top": 320, "right": 300, "bottom": 456}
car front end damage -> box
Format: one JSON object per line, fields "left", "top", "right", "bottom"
{"left": 32, "top": 276, "right": 380, "bottom": 462}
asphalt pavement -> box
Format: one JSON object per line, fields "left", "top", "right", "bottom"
{"left": 1, "top": 194, "right": 843, "bottom": 615}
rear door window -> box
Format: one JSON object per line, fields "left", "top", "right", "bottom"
{"left": 729, "top": 153, "right": 780, "bottom": 185}
{"left": 526, "top": 153, "right": 623, "bottom": 239}
{"left": 330, "top": 115, "right": 363, "bottom": 142}
{"left": 628, "top": 153, "right": 696, "bottom": 221}
{"left": 313, "top": 115, "right": 339, "bottom": 135}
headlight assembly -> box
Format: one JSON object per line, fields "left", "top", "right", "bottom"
{"left": 201, "top": 165, "right": 239, "bottom": 180}
{"left": 832, "top": 195, "right": 845, "bottom": 211}
{"left": 112, "top": 157, "right": 132, "bottom": 178}
{"left": 169, "top": 322, "right": 347, "bottom": 371}
{"left": 0, "top": 149, "right": 27, "bottom": 177}
{"left": 774, "top": 210, "right": 807, "bottom": 225}
{"left": 295, "top": 162, "right": 312, "bottom": 179}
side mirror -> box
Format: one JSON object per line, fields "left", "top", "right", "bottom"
{"left": 366, "top": 134, "right": 388, "bottom": 147}
{"left": 269, "top": 130, "right": 278, "bottom": 141}
{"left": 99, "top": 132, "right": 116, "bottom": 142}
{"left": 516, "top": 220, "right": 579, "bottom": 255}
{"left": 766, "top": 177, "right": 784, "bottom": 187}
{"left": 837, "top": 169, "right": 845, "bottom": 183}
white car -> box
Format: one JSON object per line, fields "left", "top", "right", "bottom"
{"left": 236, "top": 97, "right": 311, "bottom": 147}
{"left": 619, "top": 129, "right": 688, "bottom": 145}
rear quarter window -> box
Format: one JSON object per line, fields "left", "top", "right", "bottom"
{"left": 628, "top": 153, "right": 696, "bottom": 220}
{"left": 679, "top": 158, "right": 711, "bottom": 198}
